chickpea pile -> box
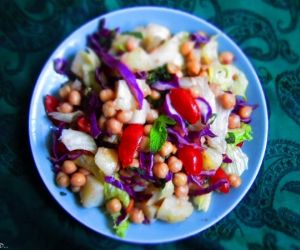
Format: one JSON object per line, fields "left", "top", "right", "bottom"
{"left": 56, "top": 160, "right": 89, "bottom": 190}
{"left": 51, "top": 28, "right": 251, "bottom": 227}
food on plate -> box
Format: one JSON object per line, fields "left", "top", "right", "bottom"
{"left": 45, "top": 20, "right": 256, "bottom": 237}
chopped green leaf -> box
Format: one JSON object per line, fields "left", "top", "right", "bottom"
{"left": 225, "top": 132, "right": 235, "bottom": 144}
{"left": 122, "top": 31, "right": 144, "bottom": 39}
{"left": 225, "top": 123, "right": 253, "bottom": 145}
{"left": 157, "top": 115, "right": 176, "bottom": 125}
{"left": 147, "top": 65, "right": 173, "bottom": 85}
{"left": 149, "top": 115, "right": 175, "bottom": 152}
{"left": 150, "top": 121, "right": 167, "bottom": 152}
{"left": 111, "top": 213, "right": 130, "bottom": 238}
{"left": 104, "top": 182, "right": 130, "bottom": 207}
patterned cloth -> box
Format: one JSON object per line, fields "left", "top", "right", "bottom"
{"left": 0, "top": 0, "right": 299, "bottom": 249}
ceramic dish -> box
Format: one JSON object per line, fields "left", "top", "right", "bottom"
{"left": 28, "top": 7, "right": 268, "bottom": 243}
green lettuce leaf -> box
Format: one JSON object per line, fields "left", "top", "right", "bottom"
{"left": 104, "top": 182, "right": 130, "bottom": 207}
{"left": 111, "top": 213, "right": 130, "bottom": 238}
{"left": 225, "top": 123, "right": 253, "bottom": 146}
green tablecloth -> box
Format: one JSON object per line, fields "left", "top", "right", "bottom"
{"left": 1, "top": 0, "right": 299, "bottom": 249}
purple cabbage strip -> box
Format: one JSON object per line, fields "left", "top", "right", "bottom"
{"left": 116, "top": 209, "right": 128, "bottom": 225}
{"left": 89, "top": 36, "right": 144, "bottom": 109}
{"left": 190, "top": 33, "right": 209, "bottom": 48}
{"left": 200, "top": 170, "right": 217, "bottom": 177}
{"left": 197, "top": 97, "right": 212, "bottom": 124}
{"left": 167, "top": 127, "right": 200, "bottom": 148}
{"left": 223, "top": 154, "right": 233, "bottom": 163}
{"left": 99, "top": 50, "right": 144, "bottom": 109}
{"left": 95, "top": 67, "right": 108, "bottom": 89}
{"left": 53, "top": 58, "right": 68, "bottom": 75}
{"left": 232, "top": 97, "right": 258, "bottom": 124}
{"left": 89, "top": 112, "right": 101, "bottom": 138}
{"left": 163, "top": 94, "right": 187, "bottom": 135}
{"left": 189, "top": 179, "right": 228, "bottom": 196}
{"left": 135, "top": 71, "right": 147, "bottom": 79}
{"left": 52, "top": 123, "right": 66, "bottom": 159}
{"left": 139, "top": 152, "right": 154, "bottom": 177}
{"left": 152, "top": 75, "right": 179, "bottom": 91}
{"left": 188, "top": 125, "right": 217, "bottom": 142}
{"left": 189, "top": 175, "right": 206, "bottom": 187}
{"left": 165, "top": 171, "right": 173, "bottom": 182}
{"left": 50, "top": 150, "right": 84, "bottom": 165}
{"left": 86, "top": 91, "right": 101, "bottom": 114}
{"left": 105, "top": 176, "right": 135, "bottom": 198}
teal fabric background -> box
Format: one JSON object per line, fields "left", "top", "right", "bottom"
{"left": 0, "top": 0, "right": 299, "bottom": 249}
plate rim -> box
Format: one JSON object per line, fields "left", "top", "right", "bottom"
{"left": 28, "top": 6, "right": 269, "bottom": 244}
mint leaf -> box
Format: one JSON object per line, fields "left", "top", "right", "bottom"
{"left": 122, "top": 31, "right": 143, "bottom": 39}
{"left": 147, "top": 65, "right": 173, "bottom": 85}
{"left": 157, "top": 115, "right": 176, "bottom": 125}
{"left": 149, "top": 115, "right": 175, "bottom": 152}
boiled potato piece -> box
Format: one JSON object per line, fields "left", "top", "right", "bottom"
{"left": 74, "top": 155, "right": 104, "bottom": 182}
{"left": 202, "top": 147, "right": 223, "bottom": 170}
{"left": 95, "top": 147, "right": 119, "bottom": 176}
{"left": 157, "top": 195, "right": 194, "bottom": 223}
{"left": 193, "top": 192, "right": 212, "bottom": 212}
{"left": 80, "top": 176, "right": 104, "bottom": 208}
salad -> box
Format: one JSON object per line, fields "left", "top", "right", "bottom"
{"left": 45, "top": 20, "right": 256, "bottom": 237}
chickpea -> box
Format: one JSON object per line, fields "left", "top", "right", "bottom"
{"left": 187, "top": 51, "right": 196, "bottom": 61}
{"left": 219, "top": 51, "right": 234, "bottom": 64}
{"left": 238, "top": 106, "right": 253, "bottom": 119}
{"left": 56, "top": 172, "right": 70, "bottom": 187}
{"left": 229, "top": 174, "right": 242, "bottom": 188}
{"left": 116, "top": 110, "right": 133, "bottom": 123}
{"left": 219, "top": 93, "right": 236, "bottom": 110}
{"left": 201, "top": 56, "right": 212, "bottom": 65}
{"left": 102, "top": 101, "right": 116, "bottom": 118}
{"left": 68, "top": 90, "right": 81, "bottom": 106}
{"left": 159, "top": 141, "right": 173, "bottom": 157}
{"left": 129, "top": 208, "right": 145, "bottom": 224}
{"left": 154, "top": 153, "right": 164, "bottom": 163}
{"left": 140, "top": 136, "right": 150, "bottom": 152}
{"left": 175, "top": 185, "right": 189, "bottom": 198}
{"left": 153, "top": 162, "right": 169, "bottom": 179}
{"left": 71, "top": 186, "right": 81, "bottom": 193}
{"left": 98, "top": 115, "right": 106, "bottom": 129}
{"left": 58, "top": 102, "right": 73, "bottom": 113}
{"left": 146, "top": 109, "right": 159, "bottom": 124}
{"left": 198, "top": 70, "right": 208, "bottom": 77}
{"left": 232, "top": 74, "right": 239, "bottom": 81}
{"left": 168, "top": 156, "right": 183, "bottom": 173}
{"left": 99, "top": 89, "right": 115, "bottom": 102}
{"left": 70, "top": 172, "right": 86, "bottom": 187}
{"left": 173, "top": 172, "right": 188, "bottom": 187}
{"left": 144, "top": 124, "right": 152, "bottom": 135}
{"left": 59, "top": 85, "right": 71, "bottom": 99}
{"left": 106, "top": 118, "right": 123, "bottom": 135}
{"left": 106, "top": 198, "right": 122, "bottom": 214}
{"left": 186, "top": 60, "right": 201, "bottom": 76}
{"left": 62, "top": 160, "right": 77, "bottom": 174}
{"left": 126, "top": 37, "right": 138, "bottom": 51}
{"left": 150, "top": 90, "right": 161, "bottom": 100}
{"left": 78, "top": 168, "right": 90, "bottom": 176}
{"left": 172, "top": 145, "right": 178, "bottom": 154}
{"left": 167, "top": 63, "right": 179, "bottom": 74}
{"left": 228, "top": 114, "right": 241, "bottom": 129}
{"left": 180, "top": 41, "right": 194, "bottom": 56}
